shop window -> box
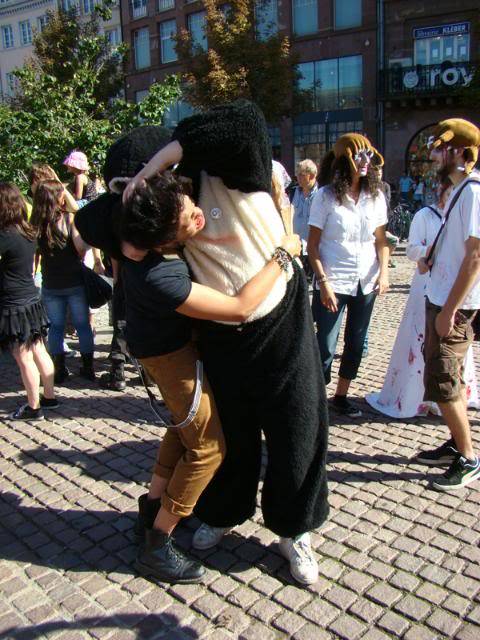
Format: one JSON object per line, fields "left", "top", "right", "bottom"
{"left": 414, "top": 33, "right": 470, "bottom": 65}
{"left": 160, "top": 19, "right": 177, "bottom": 63}
{"left": 293, "top": 119, "right": 363, "bottom": 167}
{"left": 334, "top": 0, "right": 361, "bottom": 30}
{"left": 134, "top": 27, "right": 150, "bottom": 69}
{"left": 292, "top": 0, "right": 317, "bottom": 37}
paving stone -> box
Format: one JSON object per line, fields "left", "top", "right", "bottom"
{"left": 248, "top": 598, "right": 283, "bottom": 624}
{"left": 324, "top": 585, "right": 357, "bottom": 611}
{"left": 292, "top": 623, "right": 332, "bottom": 640}
{"left": 426, "top": 609, "right": 463, "bottom": 636}
{"left": 239, "top": 622, "right": 279, "bottom": 640}
{"left": 340, "top": 570, "right": 374, "bottom": 594}
{"left": 214, "top": 605, "right": 251, "bottom": 635}
{"left": 328, "top": 613, "right": 366, "bottom": 640}
{"left": 445, "top": 574, "right": 480, "bottom": 599}
{"left": 272, "top": 585, "right": 312, "bottom": 612}
{"left": 300, "top": 599, "right": 340, "bottom": 626}
{"left": 377, "top": 610, "right": 411, "bottom": 636}
{"left": 388, "top": 569, "right": 420, "bottom": 592}
{"left": 366, "top": 583, "right": 402, "bottom": 607}
{"left": 403, "top": 625, "right": 440, "bottom": 640}
{"left": 271, "top": 611, "right": 306, "bottom": 635}
{"left": 455, "top": 622, "right": 480, "bottom": 640}
{"left": 348, "top": 597, "right": 383, "bottom": 623}
{"left": 394, "top": 595, "right": 432, "bottom": 622}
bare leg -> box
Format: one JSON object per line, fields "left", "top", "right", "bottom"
{"left": 336, "top": 376, "right": 351, "bottom": 397}
{"left": 11, "top": 344, "right": 41, "bottom": 409}
{"left": 31, "top": 340, "right": 55, "bottom": 399}
{"left": 152, "top": 506, "right": 181, "bottom": 535}
{"left": 438, "top": 398, "right": 475, "bottom": 460}
{"left": 148, "top": 475, "right": 168, "bottom": 501}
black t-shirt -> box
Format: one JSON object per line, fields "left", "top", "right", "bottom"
{"left": 75, "top": 203, "right": 193, "bottom": 358}
{"left": 0, "top": 228, "right": 39, "bottom": 307}
{"left": 122, "top": 252, "right": 192, "bottom": 358}
{"left": 38, "top": 230, "right": 84, "bottom": 290}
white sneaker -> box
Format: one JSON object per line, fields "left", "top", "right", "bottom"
{"left": 278, "top": 532, "right": 318, "bottom": 585}
{"left": 192, "top": 523, "right": 231, "bottom": 550}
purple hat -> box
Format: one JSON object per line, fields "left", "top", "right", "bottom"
{"left": 63, "top": 150, "right": 89, "bottom": 171}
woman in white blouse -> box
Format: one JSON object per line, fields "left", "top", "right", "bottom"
{"left": 307, "top": 134, "right": 389, "bottom": 417}
{"left": 366, "top": 184, "right": 479, "bottom": 418}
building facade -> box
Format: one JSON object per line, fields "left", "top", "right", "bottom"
{"left": 381, "top": 0, "right": 479, "bottom": 186}
{"left": 0, "top": 0, "right": 122, "bottom": 100}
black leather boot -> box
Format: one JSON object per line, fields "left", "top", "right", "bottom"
{"left": 53, "top": 354, "right": 70, "bottom": 384}
{"left": 133, "top": 493, "right": 161, "bottom": 541}
{"left": 99, "top": 361, "right": 126, "bottom": 391}
{"left": 136, "top": 529, "right": 205, "bottom": 584}
{"left": 79, "top": 353, "right": 96, "bottom": 381}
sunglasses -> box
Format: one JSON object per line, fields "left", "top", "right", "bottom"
{"left": 353, "top": 149, "right": 374, "bottom": 162}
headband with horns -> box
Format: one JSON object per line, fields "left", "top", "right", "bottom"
{"left": 426, "top": 118, "right": 480, "bottom": 175}
{"left": 333, "top": 133, "right": 384, "bottom": 175}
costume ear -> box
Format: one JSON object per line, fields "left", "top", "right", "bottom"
{"left": 432, "top": 130, "right": 454, "bottom": 148}
{"left": 373, "top": 149, "right": 384, "bottom": 167}
{"left": 464, "top": 146, "right": 479, "bottom": 175}
{"left": 346, "top": 148, "right": 357, "bottom": 175}
{"left": 108, "top": 177, "right": 131, "bottom": 194}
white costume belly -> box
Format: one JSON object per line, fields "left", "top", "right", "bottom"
{"left": 184, "top": 172, "right": 293, "bottom": 323}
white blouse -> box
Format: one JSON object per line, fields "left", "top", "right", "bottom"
{"left": 406, "top": 205, "right": 442, "bottom": 264}
{"left": 308, "top": 185, "right": 388, "bottom": 295}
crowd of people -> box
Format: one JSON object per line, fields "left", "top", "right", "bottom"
{"left": 1, "top": 103, "right": 480, "bottom": 588}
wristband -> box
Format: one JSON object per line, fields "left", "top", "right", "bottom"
{"left": 272, "top": 247, "right": 293, "bottom": 272}
{"left": 317, "top": 275, "right": 328, "bottom": 284}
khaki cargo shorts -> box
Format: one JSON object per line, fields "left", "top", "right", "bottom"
{"left": 423, "top": 298, "right": 476, "bottom": 403}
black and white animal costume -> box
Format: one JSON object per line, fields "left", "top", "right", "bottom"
{"left": 175, "top": 101, "right": 329, "bottom": 537}
{"left": 77, "top": 102, "right": 329, "bottom": 538}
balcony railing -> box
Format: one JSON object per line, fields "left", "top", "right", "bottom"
{"left": 380, "top": 62, "right": 475, "bottom": 98}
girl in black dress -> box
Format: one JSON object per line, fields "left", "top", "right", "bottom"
{"left": 0, "top": 183, "right": 58, "bottom": 420}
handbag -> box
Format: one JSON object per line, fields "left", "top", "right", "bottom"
{"left": 81, "top": 263, "right": 113, "bottom": 309}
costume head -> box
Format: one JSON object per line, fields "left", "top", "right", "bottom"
{"left": 64, "top": 150, "right": 89, "bottom": 172}
{"left": 333, "top": 133, "right": 384, "bottom": 175}
{"left": 104, "top": 125, "right": 171, "bottom": 193}
{"left": 427, "top": 118, "right": 480, "bottom": 174}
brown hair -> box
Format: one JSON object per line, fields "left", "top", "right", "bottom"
{"left": 0, "top": 182, "right": 36, "bottom": 241}
{"left": 28, "top": 164, "right": 56, "bottom": 190}
{"left": 319, "top": 151, "right": 382, "bottom": 203}
{"left": 30, "top": 180, "right": 67, "bottom": 250}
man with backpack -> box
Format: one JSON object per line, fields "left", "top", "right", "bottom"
{"left": 415, "top": 118, "right": 480, "bottom": 490}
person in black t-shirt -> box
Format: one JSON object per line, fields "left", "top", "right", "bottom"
{"left": 31, "top": 180, "right": 95, "bottom": 383}
{"left": 0, "top": 183, "right": 58, "bottom": 421}
{"left": 76, "top": 171, "right": 300, "bottom": 585}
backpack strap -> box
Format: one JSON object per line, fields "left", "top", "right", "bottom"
{"left": 426, "top": 179, "right": 480, "bottom": 267}
{"left": 426, "top": 205, "right": 442, "bottom": 220}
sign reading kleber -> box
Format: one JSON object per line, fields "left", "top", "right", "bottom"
{"left": 413, "top": 22, "right": 470, "bottom": 39}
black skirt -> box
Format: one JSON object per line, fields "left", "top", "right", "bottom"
{"left": 0, "top": 300, "right": 49, "bottom": 351}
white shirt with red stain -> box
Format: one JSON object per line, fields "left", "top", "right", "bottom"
{"left": 427, "top": 171, "right": 480, "bottom": 310}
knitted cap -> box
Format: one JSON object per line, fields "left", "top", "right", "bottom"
{"left": 64, "top": 150, "right": 89, "bottom": 171}
{"left": 333, "top": 133, "right": 384, "bottom": 174}
{"left": 427, "top": 118, "right": 480, "bottom": 174}
{"left": 103, "top": 125, "right": 171, "bottom": 193}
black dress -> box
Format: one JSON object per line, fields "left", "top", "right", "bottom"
{"left": 0, "top": 228, "right": 49, "bottom": 350}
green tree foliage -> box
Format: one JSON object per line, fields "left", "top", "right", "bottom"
{"left": 175, "top": 0, "right": 298, "bottom": 123}
{"left": 30, "top": 3, "right": 124, "bottom": 103}
{"left": 0, "top": 5, "right": 180, "bottom": 188}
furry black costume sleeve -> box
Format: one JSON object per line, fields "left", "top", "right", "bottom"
{"left": 172, "top": 100, "right": 272, "bottom": 200}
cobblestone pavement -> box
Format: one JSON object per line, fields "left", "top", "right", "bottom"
{"left": 1, "top": 248, "right": 479, "bottom": 640}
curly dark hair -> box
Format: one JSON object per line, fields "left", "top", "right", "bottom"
{"left": 318, "top": 151, "right": 382, "bottom": 203}
{"left": 120, "top": 172, "right": 193, "bottom": 250}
